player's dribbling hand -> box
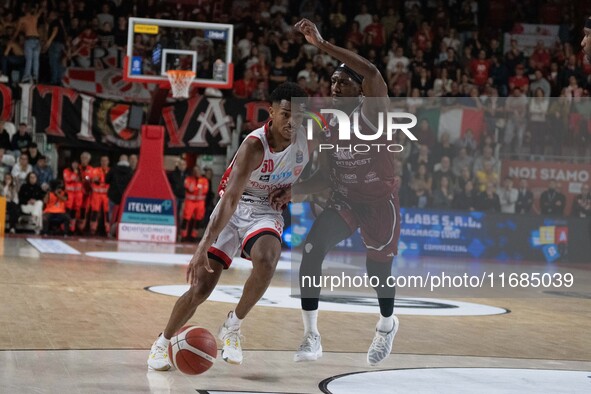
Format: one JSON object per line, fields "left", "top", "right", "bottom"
{"left": 294, "top": 19, "right": 323, "bottom": 47}
{"left": 186, "top": 246, "right": 213, "bottom": 285}
{"left": 269, "top": 187, "right": 291, "bottom": 211}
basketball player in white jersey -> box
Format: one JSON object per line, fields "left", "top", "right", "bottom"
{"left": 148, "top": 82, "right": 309, "bottom": 370}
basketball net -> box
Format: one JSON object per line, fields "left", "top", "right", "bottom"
{"left": 166, "top": 70, "right": 196, "bottom": 98}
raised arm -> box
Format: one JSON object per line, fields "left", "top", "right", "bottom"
{"left": 186, "top": 137, "right": 263, "bottom": 282}
{"left": 295, "top": 18, "right": 388, "bottom": 98}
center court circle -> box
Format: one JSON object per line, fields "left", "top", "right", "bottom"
{"left": 146, "top": 285, "right": 508, "bottom": 316}
{"left": 320, "top": 368, "right": 591, "bottom": 394}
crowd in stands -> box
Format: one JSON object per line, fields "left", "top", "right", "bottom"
{"left": 1, "top": 0, "right": 591, "bottom": 235}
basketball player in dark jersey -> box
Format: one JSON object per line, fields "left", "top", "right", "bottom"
{"left": 287, "top": 18, "right": 400, "bottom": 366}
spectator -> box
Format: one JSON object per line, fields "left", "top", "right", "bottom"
{"left": 540, "top": 180, "right": 566, "bottom": 216}
{"left": 411, "top": 67, "right": 432, "bottom": 97}
{"left": 472, "top": 146, "right": 498, "bottom": 174}
{"left": 558, "top": 55, "right": 583, "bottom": 89}
{"left": 10, "top": 123, "right": 32, "bottom": 154}
{"left": 33, "top": 155, "right": 54, "bottom": 191}
{"left": 2, "top": 34, "right": 25, "bottom": 84}
{"left": 251, "top": 79, "right": 270, "bottom": 101}
{"left": 42, "top": 180, "right": 69, "bottom": 236}
{"left": 433, "top": 156, "right": 456, "bottom": 189}
{"left": 413, "top": 120, "right": 436, "bottom": 151}
{"left": 497, "top": 177, "right": 518, "bottom": 214}
{"left": 528, "top": 88, "right": 550, "bottom": 156}
{"left": 508, "top": 64, "right": 529, "bottom": 92}
{"left": 504, "top": 39, "right": 524, "bottom": 74}
{"left": 72, "top": 27, "right": 98, "bottom": 68}
{"left": 268, "top": 55, "right": 289, "bottom": 92}
{"left": 488, "top": 55, "right": 508, "bottom": 97}
{"left": 411, "top": 163, "right": 433, "bottom": 194}
{"left": 43, "top": 10, "right": 67, "bottom": 86}
{"left": 96, "top": 3, "right": 114, "bottom": 28}
{"left": 433, "top": 68, "right": 452, "bottom": 96}
{"left": 504, "top": 87, "right": 528, "bottom": 153}
{"left": 11, "top": 153, "right": 32, "bottom": 189}
{"left": 529, "top": 41, "right": 551, "bottom": 72}
{"left": 364, "top": 15, "right": 385, "bottom": 50}
{"left": 432, "top": 175, "right": 454, "bottom": 209}
{"left": 18, "top": 172, "right": 44, "bottom": 234}
{"left": 410, "top": 144, "right": 432, "bottom": 173}
{"left": 455, "top": 129, "right": 479, "bottom": 155}
{"left": 442, "top": 29, "right": 461, "bottom": 53}
{"left": 387, "top": 62, "right": 410, "bottom": 97}
{"left": 515, "top": 179, "right": 534, "bottom": 214}
{"left": 572, "top": 184, "right": 591, "bottom": 218}
{"left": 452, "top": 147, "right": 473, "bottom": 178}
{"left": 345, "top": 22, "right": 364, "bottom": 49}
{"left": 529, "top": 69, "right": 551, "bottom": 97}
{"left": 0, "top": 148, "right": 11, "bottom": 180}
{"left": 432, "top": 132, "right": 455, "bottom": 164}
{"left": 233, "top": 69, "right": 257, "bottom": 99}
{"left": 563, "top": 75, "right": 583, "bottom": 100}
{"left": 27, "top": 142, "right": 41, "bottom": 166}
{"left": 0, "top": 123, "right": 11, "bottom": 151}
{"left": 14, "top": 3, "right": 43, "bottom": 84}
{"left": 475, "top": 182, "right": 501, "bottom": 212}
{"left": 469, "top": 49, "right": 491, "bottom": 88}
{"left": 455, "top": 165, "right": 474, "bottom": 193}
{"left": 167, "top": 158, "right": 189, "bottom": 221}
{"left": 1, "top": 173, "right": 19, "bottom": 233}
{"left": 453, "top": 180, "right": 477, "bottom": 211}
{"left": 381, "top": 7, "right": 398, "bottom": 41}
{"left": 547, "top": 93, "right": 570, "bottom": 157}
{"left": 475, "top": 161, "right": 499, "bottom": 192}
{"left": 353, "top": 4, "right": 372, "bottom": 33}
{"left": 105, "top": 154, "right": 133, "bottom": 227}
{"left": 408, "top": 180, "right": 431, "bottom": 209}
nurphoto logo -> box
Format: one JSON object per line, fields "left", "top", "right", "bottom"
{"left": 306, "top": 109, "right": 418, "bottom": 153}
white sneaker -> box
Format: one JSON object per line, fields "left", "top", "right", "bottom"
{"left": 294, "top": 332, "right": 322, "bottom": 362}
{"left": 147, "top": 335, "right": 172, "bottom": 371}
{"left": 218, "top": 323, "right": 243, "bottom": 365}
{"left": 367, "top": 315, "right": 399, "bottom": 366}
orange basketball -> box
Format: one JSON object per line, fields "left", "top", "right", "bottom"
{"left": 168, "top": 325, "right": 217, "bottom": 375}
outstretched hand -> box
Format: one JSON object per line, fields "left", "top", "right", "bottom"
{"left": 186, "top": 245, "right": 213, "bottom": 285}
{"left": 294, "top": 18, "right": 324, "bottom": 47}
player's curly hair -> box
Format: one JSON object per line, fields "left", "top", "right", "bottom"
{"left": 269, "top": 82, "right": 308, "bottom": 104}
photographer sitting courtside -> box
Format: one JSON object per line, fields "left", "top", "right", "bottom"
{"left": 42, "top": 180, "right": 70, "bottom": 236}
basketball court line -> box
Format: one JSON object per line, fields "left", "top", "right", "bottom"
{"left": 145, "top": 285, "right": 510, "bottom": 316}
{"left": 26, "top": 238, "right": 81, "bottom": 255}
{"left": 2, "top": 349, "right": 590, "bottom": 394}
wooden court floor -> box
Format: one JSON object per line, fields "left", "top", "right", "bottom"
{"left": 1, "top": 236, "right": 590, "bottom": 393}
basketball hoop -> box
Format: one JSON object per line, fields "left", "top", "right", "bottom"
{"left": 166, "top": 70, "right": 196, "bottom": 98}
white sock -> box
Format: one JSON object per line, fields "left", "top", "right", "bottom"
{"left": 302, "top": 310, "right": 319, "bottom": 336}
{"left": 157, "top": 334, "right": 170, "bottom": 348}
{"left": 377, "top": 315, "right": 394, "bottom": 332}
{"left": 227, "top": 311, "right": 243, "bottom": 328}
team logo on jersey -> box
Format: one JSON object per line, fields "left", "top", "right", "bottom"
{"left": 296, "top": 150, "right": 304, "bottom": 163}
{"left": 259, "top": 174, "right": 270, "bottom": 182}
{"left": 294, "top": 166, "right": 303, "bottom": 176}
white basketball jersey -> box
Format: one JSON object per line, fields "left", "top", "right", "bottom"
{"left": 218, "top": 122, "right": 309, "bottom": 206}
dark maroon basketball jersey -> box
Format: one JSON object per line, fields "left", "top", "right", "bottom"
{"left": 323, "top": 106, "right": 399, "bottom": 203}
